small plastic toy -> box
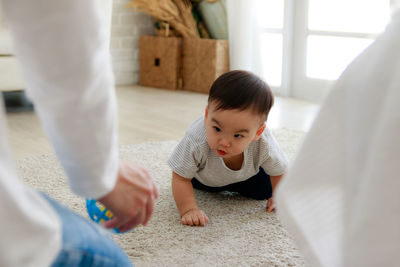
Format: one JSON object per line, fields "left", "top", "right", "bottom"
{"left": 86, "top": 199, "right": 120, "bottom": 234}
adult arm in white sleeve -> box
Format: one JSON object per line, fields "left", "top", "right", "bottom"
{"left": 3, "top": 0, "right": 118, "bottom": 198}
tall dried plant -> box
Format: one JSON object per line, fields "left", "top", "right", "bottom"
{"left": 128, "top": 0, "right": 200, "bottom": 38}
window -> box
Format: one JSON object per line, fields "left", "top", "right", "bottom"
{"left": 257, "top": 0, "right": 392, "bottom": 102}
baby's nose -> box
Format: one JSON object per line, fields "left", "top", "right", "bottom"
{"left": 219, "top": 138, "right": 231, "bottom": 147}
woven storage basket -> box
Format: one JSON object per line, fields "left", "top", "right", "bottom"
{"left": 183, "top": 38, "right": 229, "bottom": 94}
{"left": 139, "top": 36, "right": 183, "bottom": 90}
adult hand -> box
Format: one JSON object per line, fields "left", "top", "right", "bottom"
{"left": 266, "top": 197, "right": 275, "bottom": 213}
{"left": 181, "top": 208, "right": 209, "bottom": 226}
{"left": 98, "top": 161, "right": 158, "bottom": 232}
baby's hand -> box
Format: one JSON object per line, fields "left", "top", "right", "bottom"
{"left": 181, "top": 208, "right": 209, "bottom": 226}
{"left": 266, "top": 197, "right": 275, "bottom": 213}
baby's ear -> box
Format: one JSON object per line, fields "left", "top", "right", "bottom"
{"left": 254, "top": 124, "right": 266, "bottom": 141}
{"left": 204, "top": 106, "right": 208, "bottom": 124}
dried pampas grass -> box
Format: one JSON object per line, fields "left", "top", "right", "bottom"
{"left": 128, "top": 0, "right": 200, "bottom": 38}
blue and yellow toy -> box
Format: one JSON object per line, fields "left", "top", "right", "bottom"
{"left": 86, "top": 199, "right": 120, "bottom": 234}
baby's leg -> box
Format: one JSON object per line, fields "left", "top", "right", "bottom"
{"left": 226, "top": 168, "right": 272, "bottom": 200}
{"left": 191, "top": 178, "right": 229, "bottom": 192}
{"left": 192, "top": 178, "right": 234, "bottom": 192}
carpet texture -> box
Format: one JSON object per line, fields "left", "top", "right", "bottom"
{"left": 18, "top": 128, "right": 306, "bottom": 267}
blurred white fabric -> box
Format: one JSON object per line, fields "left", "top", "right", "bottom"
{"left": 276, "top": 7, "right": 400, "bottom": 267}
{"left": 0, "top": 0, "right": 117, "bottom": 266}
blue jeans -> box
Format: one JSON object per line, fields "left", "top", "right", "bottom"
{"left": 41, "top": 193, "right": 133, "bottom": 267}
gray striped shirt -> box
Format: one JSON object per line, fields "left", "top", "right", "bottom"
{"left": 168, "top": 116, "right": 288, "bottom": 187}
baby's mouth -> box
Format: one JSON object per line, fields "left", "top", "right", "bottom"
{"left": 217, "top": 149, "right": 227, "bottom": 156}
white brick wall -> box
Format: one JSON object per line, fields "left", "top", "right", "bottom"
{"left": 111, "top": 0, "right": 154, "bottom": 85}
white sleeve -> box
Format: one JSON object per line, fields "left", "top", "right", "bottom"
{"left": 3, "top": 0, "right": 118, "bottom": 198}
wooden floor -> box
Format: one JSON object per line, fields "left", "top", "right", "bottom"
{"left": 5, "top": 85, "right": 319, "bottom": 159}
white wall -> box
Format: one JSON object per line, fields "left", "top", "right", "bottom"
{"left": 110, "top": 0, "right": 154, "bottom": 85}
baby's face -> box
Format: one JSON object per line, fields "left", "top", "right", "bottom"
{"left": 204, "top": 103, "right": 265, "bottom": 159}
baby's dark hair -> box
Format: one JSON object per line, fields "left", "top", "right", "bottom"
{"left": 208, "top": 70, "right": 274, "bottom": 120}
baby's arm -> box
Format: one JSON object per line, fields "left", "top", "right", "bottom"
{"left": 271, "top": 174, "right": 284, "bottom": 191}
{"left": 171, "top": 171, "right": 209, "bottom": 226}
{"left": 267, "top": 174, "right": 285, "bottom": 212}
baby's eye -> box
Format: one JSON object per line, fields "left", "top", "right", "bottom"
{"left": 213, "top": 126, "right": 221, "bottom": 132}
{"left": 234, "top": 134, "right": 244, "bottom": 139}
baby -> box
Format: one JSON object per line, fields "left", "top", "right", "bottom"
{"left": 168, "top": 70, "right": 288, "bottom": 226}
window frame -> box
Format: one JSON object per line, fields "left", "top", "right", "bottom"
{"left": 260, "top": 0, "right": 392, "bottom": 102}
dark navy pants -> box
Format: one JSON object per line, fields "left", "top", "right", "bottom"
{"left": 191, "top": 168, "right": 272, "bottom": 200}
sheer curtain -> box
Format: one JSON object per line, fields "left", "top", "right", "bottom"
{"left": 99, "top": 0, "right": 113, "bottom": 47}
{"left": 226, "top": 0, "right": 263, "bottom": 77}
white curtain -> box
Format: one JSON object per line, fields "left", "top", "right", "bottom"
{"left": 99, "top": 0, "right": 113, "bottom": 48}
{"left": 227, "top": 0, "right": 263, "bottom": 77}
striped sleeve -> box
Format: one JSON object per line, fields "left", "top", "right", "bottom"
{"left": 261, "top": 129, "right": 289, "bottom": 176}
{"left": 167, "top": 134, "right": 205, "bottom": 179}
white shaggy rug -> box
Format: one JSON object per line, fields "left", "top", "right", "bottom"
{"left": 18, "top": 128, "right": 306, "bottom": 267}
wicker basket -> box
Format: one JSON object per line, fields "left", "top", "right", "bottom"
{"left": 183, "top": 38, "right": 229, "bottom": 94}
{"left": 139, "top": 36, "right": 183, "bottom": 90}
